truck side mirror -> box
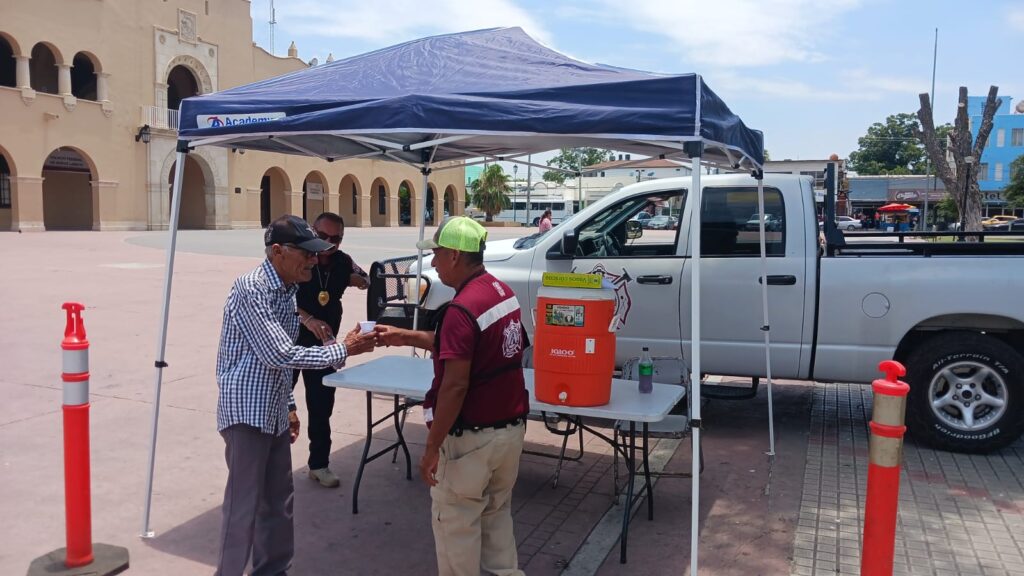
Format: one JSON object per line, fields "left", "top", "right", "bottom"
{"left": 561, "top": 230, "right": 578, "bottom": 256}
{"left": 626, "top": 220, "right": 643, "bottom": 240}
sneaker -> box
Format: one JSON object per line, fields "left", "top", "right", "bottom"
{"left": 308, "top": 467, "right": 340, "bottom": 488}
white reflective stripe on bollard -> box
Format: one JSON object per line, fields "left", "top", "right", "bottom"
{"left": 63, "top": 377, "right": 90, "bottom": 406}
{"left": 62, "top": 348, "right": 89, "bottom": 374}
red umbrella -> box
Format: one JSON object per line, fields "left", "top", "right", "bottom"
{"left": 877, "top": 203, "right": 915, "bottom": 212}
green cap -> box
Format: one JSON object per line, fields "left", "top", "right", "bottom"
{"left": 416, "top": 216, "right": 488, "bottom": 252}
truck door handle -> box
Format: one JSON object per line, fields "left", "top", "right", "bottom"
{"left": 759, "top": 275, "right": 797, "bottom": 286}
{"left": 637, "top": 275, "right": 673, "bottom": 285}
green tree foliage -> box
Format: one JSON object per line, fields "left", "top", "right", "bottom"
{"left": 849, "top": 113, "right": 951, "bottom": 175}
{"left": 1005, "top": 155, "right": 1024, "bottom": 208}
{"left": 935, "top": 196, "right": 959, "bottom": 221}
{"left": 542, "top": 148, "right": 615, "bottom": 184}
{"left": 469, "top": 164, "right": 511, "bottom": 222}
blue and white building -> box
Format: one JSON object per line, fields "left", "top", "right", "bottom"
{"left": 970, "top": 95, "right": 1024, "bottom": 214}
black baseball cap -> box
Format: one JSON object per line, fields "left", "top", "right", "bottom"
{"left": 264, "top": 215, "right": 334, "bottom": 252}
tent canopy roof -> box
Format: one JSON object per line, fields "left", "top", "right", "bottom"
{"left": 178, "top": 27, "right": 763, "bottom": 168}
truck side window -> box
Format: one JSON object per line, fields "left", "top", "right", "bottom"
{"left": 701, "top": 187, "right": 785, "bottom": 257}
{"left": 574, "top": 190, "right": 686, "bottom": 259}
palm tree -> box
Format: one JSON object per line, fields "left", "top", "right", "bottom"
{"left": 470, "top": 164, "right": 511, "bottom": 222}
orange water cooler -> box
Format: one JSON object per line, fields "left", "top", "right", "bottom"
{"left": 533, "top": 283, "right": 617, "bottom": 406}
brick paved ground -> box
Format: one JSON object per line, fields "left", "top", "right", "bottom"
{"left": 794, "top": 383, "right": 1024, "bottom": 576}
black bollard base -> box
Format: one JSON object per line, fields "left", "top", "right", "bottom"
{"left": 27, "top": 543, "right": 129, "bottom": 576}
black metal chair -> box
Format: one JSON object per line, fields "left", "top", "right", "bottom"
{"left": 366, "top": 255, "right": 433, "bottom": 331}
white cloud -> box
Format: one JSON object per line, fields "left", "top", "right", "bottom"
{"left": 596, "top": 0, "right": 865, "bottom": 68}
{"left": 713, "top": 72, "right": 881, "bottom": 101}
{"left": 1010, "top": 8, "right": 1024, "bottom": 31}
{"left": 709, "top": 68, "right": 930, "bottom": 103}
{"left": 273, "top": 0, "right": 552, "bottom": 47}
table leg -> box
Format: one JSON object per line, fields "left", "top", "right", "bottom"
{"left": 392, "top": 395, "right": 413, "bottom": 480}
{"left": 643, "top": 423, "right": 653, "bottom": 521}
{"left": 620, "top": 421, "right": 637, "bottom": 564}
{"left": 352, "top": 391, "right": 374, "bottom": 515}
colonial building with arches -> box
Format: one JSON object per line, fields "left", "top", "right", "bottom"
{"left": 0, "top": 0, "right": 464, "bottom": 231}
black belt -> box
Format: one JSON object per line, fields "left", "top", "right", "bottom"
{"left": 449, "top": 416, "right": 526, "bottom": 437}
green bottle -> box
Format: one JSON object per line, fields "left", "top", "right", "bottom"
{"left": 638, "top": 347, "right": 653, "bottom": 394}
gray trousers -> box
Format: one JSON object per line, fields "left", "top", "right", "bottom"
{"left": 216, "top": 425, "right": 294, "bottom": 576}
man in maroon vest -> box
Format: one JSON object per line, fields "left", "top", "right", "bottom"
{"left": 376, "top": 216, "right": 529, "bottom": 576}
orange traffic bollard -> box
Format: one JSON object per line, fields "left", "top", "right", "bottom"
{"left": 861, "top": 360, "right": 910, "bottom": 576}
{"left": 61, "top": 302, "right": 93, "bottom": 568}
{"left": 28, "top": 304, "right": 128, "bottom": 576}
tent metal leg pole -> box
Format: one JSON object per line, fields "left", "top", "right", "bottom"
{"left": 410, "top": 159, "right": 431, "bottom": 344}
{"left": 755, "top": 176, "right": 776, "bottom": 457}
{"left": 688, "top": 151, "right": 702, "bottom": 576}
{"left": 141, "top": 149, "right": 187, "bottom": 538}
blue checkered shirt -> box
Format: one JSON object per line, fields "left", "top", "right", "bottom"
{"left": 216, "top": 260, "right": 348, "bottom": 434}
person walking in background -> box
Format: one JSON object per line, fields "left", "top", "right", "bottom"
{"left": 538, "top": 209, "right": 553, "bottom": 233}
{"left": 292, "top": 212, "right": 369, "bottom": 488}
{"left": 376, "top": 216, "right": 529, "bottom": 576}
{"left": 215, "top": 215, "right": 377, "bottom": 576}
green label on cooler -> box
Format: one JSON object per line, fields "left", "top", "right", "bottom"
{"left": 545, "top": 304, "right": 585, "bottom": 327}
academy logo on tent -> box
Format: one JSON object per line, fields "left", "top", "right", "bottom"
{"left": 197, "top": 112, "right": 286, "bottom": 128}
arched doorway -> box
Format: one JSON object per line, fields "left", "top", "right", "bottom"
{"left": 444, "top": 184, "right": 457, "bottom": 217}
{"left": 302, "top": 171, "right": 328, "bottom": 222}
{"left": 260, "top": 167, "right": 291, "bottom": 227}
{"left": 0, "top": 148, "right": 14, "bottom": 230}
{"left": 339, "top": 174, "right": 361, "bottom": 225}
{"left": 0, "top": 34, "right": 17, "bottom": 88}
{"left": 370, "top": 178, "right": 389, "bottom": 227}
{"left": 399, "top": 179, "right": 415, "bottom": 226}
{"left": 426, "top": 184, "right": 437, "bottom": 226}
{"left": 71, "top": 52, "right": 99, "bottom": 101}
{"left": 30, "top": 42, "right": 60, "bottom": 94}
{"left": 42, "top": 147, "right": 94, "bottom": 230}
{"left": 168, "top": 156, "right": 210, "bottom": 229}
{"left": 167, "top": 65, "right": 199, "bottom": 111}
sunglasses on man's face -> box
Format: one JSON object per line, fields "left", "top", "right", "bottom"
{"left": 316, "top": 231, "right": 343, "bottom": 244}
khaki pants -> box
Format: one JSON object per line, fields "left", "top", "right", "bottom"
{"left": 431, "top": 422, "right": 526, "bottom": 576}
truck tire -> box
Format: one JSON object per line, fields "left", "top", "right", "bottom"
{"left": 904, "top": 332, "right": 1024, "bottom": 453}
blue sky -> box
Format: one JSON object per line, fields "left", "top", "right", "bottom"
{"left": 249, "top": 0, "right": 1023, "bottom": 163}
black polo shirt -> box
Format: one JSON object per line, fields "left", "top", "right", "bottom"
{"left": 295, "top": 250, "right": 356, "bottom": 346}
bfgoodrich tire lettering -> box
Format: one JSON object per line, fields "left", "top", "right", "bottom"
{"left": 905, "top": 331, "right": 1024, "bottom": 453}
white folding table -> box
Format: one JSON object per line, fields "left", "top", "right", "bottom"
{"left": 324, "top": 354, "right": 686, "bottom": 563}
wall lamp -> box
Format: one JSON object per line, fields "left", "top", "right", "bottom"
{"left": 135, "top": 124, "right": 151, "bottom": 144}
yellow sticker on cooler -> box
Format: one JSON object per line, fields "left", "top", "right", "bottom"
{"left": 541, "top": 272, "right": 603, "bottom": 289}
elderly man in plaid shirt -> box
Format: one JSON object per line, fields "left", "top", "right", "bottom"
{"left": 215, "top": 215, "right": 377, "bottom": 576}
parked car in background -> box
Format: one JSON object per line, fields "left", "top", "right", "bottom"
{"left": 630, "top": 211, "right": 653, "bottom": 226}
{"left": 745, "top": 213, "right": 782, "bottom": 231}
{"left": 983, "top": 215, "right": 1019, "bottom": 229}
{"left": 645, "top": 215, "right": 678, "bottom": 230}
{"left": 992, "top": 218, "right": 1024, "bottom": 231}
{"left": 834, "top": 216, "right": 863, "bottom": 230}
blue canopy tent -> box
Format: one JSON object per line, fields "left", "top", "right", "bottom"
{"left": 145, "top": 27, "right": 772, "bottom": 571}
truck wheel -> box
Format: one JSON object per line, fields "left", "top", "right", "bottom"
{"left": 904, "top": 332, "right": 1024, "bottom": 453}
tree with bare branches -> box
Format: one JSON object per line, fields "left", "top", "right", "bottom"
{"left": 916, "top": 86, "right": 1001, "bottom": 234}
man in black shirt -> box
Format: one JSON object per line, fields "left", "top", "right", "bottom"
{"left": 293, "top": 212, "right": 369, "bottom": 487}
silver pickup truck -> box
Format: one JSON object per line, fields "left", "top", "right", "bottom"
{"left": 407, "top": 173, "right": 1024, "bottom": 453}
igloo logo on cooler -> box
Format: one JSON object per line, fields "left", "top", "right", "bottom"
{"left": 198, "top": 112, "right": 286, "bottom": 128}
{"left": 550, "top": 348, "right": 576, "bottom": 358}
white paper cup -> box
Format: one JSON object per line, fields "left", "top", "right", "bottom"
{"left": 359, "top": 321, "right": 376, "bottom": 334}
